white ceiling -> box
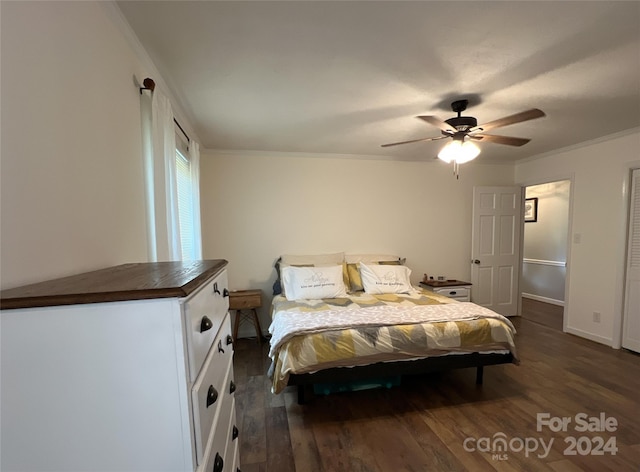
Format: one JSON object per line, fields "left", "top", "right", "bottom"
{"left": 117, "top": 1, "right": 640, "bottom": 164}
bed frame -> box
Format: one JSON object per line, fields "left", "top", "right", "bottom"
{"left": 287, "top": 352, "right": 514, "bottom": 404}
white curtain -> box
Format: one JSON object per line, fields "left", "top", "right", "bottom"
{"left": 188, "top": 140, "right": 203, "bottom": 260}
{"left": 142, "top": 90, "right": 181, "bottom": 261}
{"left": 140, "top": 91, "right": 157, "bottom": 261}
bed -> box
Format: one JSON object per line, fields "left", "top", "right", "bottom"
{"left": 267, "top": 253, "right": 518, "bottom": 403}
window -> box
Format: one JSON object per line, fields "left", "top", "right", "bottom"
{"left": 175, "top": 147, "right": 198, "bottom": 261}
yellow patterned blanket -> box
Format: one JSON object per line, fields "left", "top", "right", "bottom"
{"left": 267, "top": 289, "right": 518, "bottom": 394}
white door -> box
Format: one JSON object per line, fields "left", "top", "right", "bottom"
{"left": 471, "top": 186, "right": 522, "bottom": 316}
{"left": 622, "top": 169, "right": 640, "bottom": 353}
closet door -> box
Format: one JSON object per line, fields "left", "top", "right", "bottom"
{"left": 623, "top": 168, "right": 640, "bottom": 353}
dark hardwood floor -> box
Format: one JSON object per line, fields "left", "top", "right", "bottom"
{"left": 233, "top": 302, "right": 640, "bottom": 471}
{"left": 521, "top": 297, "right": 564, "bottom": 331}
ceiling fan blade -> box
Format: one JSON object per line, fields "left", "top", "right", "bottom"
{"left": 471, "top": 134, "right": 531, "bottom": 147}
{"left": 380, "top": 135, "right": 447, "bottom": 148}
{"left": 470, "top": 108, "right": 545, "bottom": 133}
{"left": 417, "top": 115, "right": 457, "bottom": 134}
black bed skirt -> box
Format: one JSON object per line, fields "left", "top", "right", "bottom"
{"left": 287, "top": 352, "right": 515, "bottom": 404}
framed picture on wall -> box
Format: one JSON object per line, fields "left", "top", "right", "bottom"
{"left": 524, "top": 197, "right": 538, "bottom": 222}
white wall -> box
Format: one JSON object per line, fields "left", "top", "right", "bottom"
{"left": 201, "top": 151, "right": 513, "bottom": 330}
{"left": 516, "top": 130, "right": 640, "bottom": 347}
{"left": 0, "top": 2, "right": 148, "bottom": 288}
{"left": 0, "top": 2, "right": 195, "bottom": 290}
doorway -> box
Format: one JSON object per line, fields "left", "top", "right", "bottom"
{"left": 521, "top": 180, "right": 571, "bottom": 330}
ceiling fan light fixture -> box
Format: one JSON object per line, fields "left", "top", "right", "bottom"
{"left": 437, "top": 139, "right": 481, "bottom": 164}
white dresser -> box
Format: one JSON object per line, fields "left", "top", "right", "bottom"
{"left": 0, "top": 260, "right": 240, "bottom": 472}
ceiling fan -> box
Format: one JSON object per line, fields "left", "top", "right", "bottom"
{"left": 381, "top": 99, "right": 546, "bottom": 159}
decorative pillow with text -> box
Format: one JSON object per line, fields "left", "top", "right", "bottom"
{"left": 281, "top": 265, "right": 348, "bottom": 301}
{"left": 360, "top": 262, "right": 413, "bottom": 294}
{"left": 347, "top": 260, "right": 402, "bottom": 292}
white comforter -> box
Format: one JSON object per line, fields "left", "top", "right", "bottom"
{"left": 269, "top": 301, "right": 516, "bottom": 358}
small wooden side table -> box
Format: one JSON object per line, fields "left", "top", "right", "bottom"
{"left": 420, "top": 280, "right": 472, "bottom": 302}
{"left": 229, "top": 289, "right": 263, "bottom": 343}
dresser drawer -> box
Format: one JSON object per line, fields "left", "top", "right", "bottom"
{"left": 433, "top": 286, "right": 470, "bottom": 301}
{"left": 224, "top": 399, "right": 240, "bottom": 472}
{"left": 229, "top": 290, "right": 261, "bottom": 310}
{"left": 196, "top": 376, "right": 237, "bottom": 472}
{"left": 229, "top": 437, "right": 240, "bottom": 472}
{"left": 184, "top": 269, "right": 230, "bottom": 380}
{"left": 191, "top": 314, "right": 234, "bottom": 464}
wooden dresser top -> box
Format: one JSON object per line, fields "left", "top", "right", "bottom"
{"left": 1, "top": 260, "right": 228, "bottom": 310}
{"left": 420, "top": 280, "right": 471, "bottom": 288}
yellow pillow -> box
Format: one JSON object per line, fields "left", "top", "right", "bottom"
{"left": 347, "top": 263, "right": 363, "bottom": 292}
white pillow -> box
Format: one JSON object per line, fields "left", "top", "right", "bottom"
{"left": 360, "top": 262, "right": 413, "bottom": 294}
{"left": 281, "top": 265, "right": 348, "bottom": 301}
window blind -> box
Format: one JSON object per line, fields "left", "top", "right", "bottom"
{"left": 176, "top": 149, "right": 196, "bottom": 261}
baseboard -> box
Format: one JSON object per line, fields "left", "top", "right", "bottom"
{"left": 565, "top": 326, "right": 613, "bottom": 348}
{"left": 522, "top": 293, "right": 565, "bottom": 307}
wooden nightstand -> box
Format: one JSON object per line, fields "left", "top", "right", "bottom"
{"left": 229, "top": 289, "right": 263, "bottom": 343}
{"left": 420, "top": 280, "right": 472, "bottom": 302}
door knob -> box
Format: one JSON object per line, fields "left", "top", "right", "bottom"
{"left": 472, "top": 259, "right": 481, "bottom": 264}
